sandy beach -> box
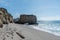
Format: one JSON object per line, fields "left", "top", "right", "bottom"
{"left": 0, "top": 23, "right": 60, "bottom": 40}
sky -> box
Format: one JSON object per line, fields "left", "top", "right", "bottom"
{"left": 0, "top": 0, "right": 60, "bottom": 20}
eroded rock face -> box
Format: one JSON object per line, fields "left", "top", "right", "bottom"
{"left": 0, "top": 19, "right": 3, "bottom": 28}
{"left": 0, "top": 8, "right": 13, "bottom": 27}
{"left": 0, "top": 11, "right": 4, "bottom": 27}
{"left": 7, "top": 13, "right": 13, "bottom": 23}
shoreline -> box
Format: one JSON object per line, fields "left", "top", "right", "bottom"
{"left": 3, "top": 24, "right": 60, "bottom": 40}
{"left": 32, "top": 26, "right": 60, "bottom": 36}
{"left": 17, "top": 24, "right": 60, "bottom": 37}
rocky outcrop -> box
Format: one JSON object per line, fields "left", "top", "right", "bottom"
{"left": 14, "top": 18, "right": 20, "bottom": 23}
{"left": 0, "top": 8, "right": 13, "bottom": 27}
{"left": 19, "top": 14, "right": 37, "bottom": 24}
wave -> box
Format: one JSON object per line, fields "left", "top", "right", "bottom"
{"left": 33, "top": 21, "right": 60, "bottom": 36}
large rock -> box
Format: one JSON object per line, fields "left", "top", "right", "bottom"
{"left": 19, "top": 14, "right": 37, "bottom": 24}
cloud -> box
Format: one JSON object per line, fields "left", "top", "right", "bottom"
{"left": 40, "top": 16, "right": 60, "bottom": 21}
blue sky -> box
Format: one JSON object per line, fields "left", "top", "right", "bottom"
{"left": 0, "top": 0, "right": 60, "bottom": 20}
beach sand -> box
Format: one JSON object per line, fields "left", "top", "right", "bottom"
{"left": 0, "top": 23, "right": 60, "bottom": 40}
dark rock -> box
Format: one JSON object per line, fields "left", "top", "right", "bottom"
{"left": 14, "top": 18, "right": 20, "bottom": 24}
{"left": 19, "top": 14, "right": 37, "bottom": 24}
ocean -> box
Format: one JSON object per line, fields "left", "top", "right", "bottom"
{"left": 33, "top": 21, "right": 60, "bottom": 36}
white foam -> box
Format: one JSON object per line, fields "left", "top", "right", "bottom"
{"left": 32, "top": 26, "right": 60, "bottom": 36}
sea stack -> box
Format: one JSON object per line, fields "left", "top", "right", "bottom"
{"left": 19, "top": 14, "right": 37, "bottom": 24}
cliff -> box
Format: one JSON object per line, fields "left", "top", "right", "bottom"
{"left": 0, "top": 8, "right": 13, "bottom": 27}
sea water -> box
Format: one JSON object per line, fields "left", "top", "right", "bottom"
{"left": 33, "top": 21, "right": 60, "bottom": 36}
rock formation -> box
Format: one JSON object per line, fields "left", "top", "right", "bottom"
{"left": 14, "top": 18, "right": 20, "bottom": 23}
{"left": 0, "top": 8, "right": 13, "bottom": 27}
{"left": 19, "top": 14, "right": 37, "bottom": 24}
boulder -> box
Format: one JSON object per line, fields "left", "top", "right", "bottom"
{"left": 19, "top": 14, "right": 37, "bottom": 24}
